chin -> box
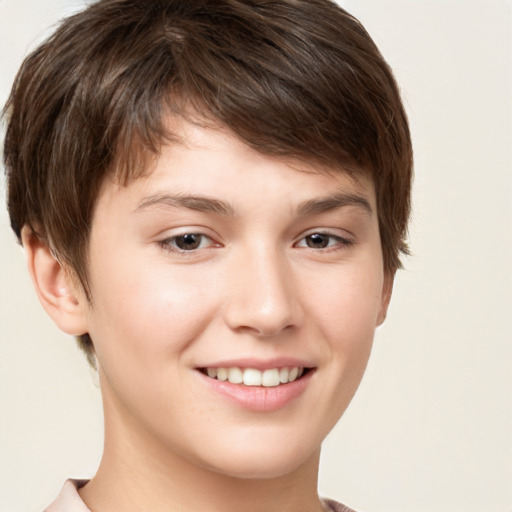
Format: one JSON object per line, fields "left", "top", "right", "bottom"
{"left": 194, "top": 433, "right": 321, "bottom": 480}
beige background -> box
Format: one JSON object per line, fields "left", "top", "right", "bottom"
{"left": 1, "top": 1, "right": 511, "bottom": 511}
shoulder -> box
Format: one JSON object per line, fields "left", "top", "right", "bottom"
{"left": 322, "top": 497, "right": 358, "bottom": 512}
{"left": 44, "top": 480, "right": 91, "bottom": 512}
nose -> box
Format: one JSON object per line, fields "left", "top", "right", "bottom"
{"left": 223, "top": 247, "right": 302, "bottom": 338}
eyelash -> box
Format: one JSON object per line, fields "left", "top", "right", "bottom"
{"left": 294, "top": 232, "right": 354, "bottom": 251}
{"left": 158, "top": 233, "right": 218, "bottom": 253}
{"left": 158, "top": 231, "right": 353, "bottom": 254}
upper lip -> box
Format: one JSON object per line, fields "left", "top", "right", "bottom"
{"left": 195, "top": 357, "right": 316, "bottom": 371}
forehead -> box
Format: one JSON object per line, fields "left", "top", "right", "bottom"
{"left": 101, "top": 118, "right": 376, "bottom": 215}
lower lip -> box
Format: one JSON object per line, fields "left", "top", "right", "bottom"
{"left": 198, "top": 370, "right": 314, "bottom": 412}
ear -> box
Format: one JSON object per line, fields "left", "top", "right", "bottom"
{"left": 21, "top": 226, "right": 89, "bottom": 336}
{"left": 376, "top": 272, "right": 394, "bottom": 326}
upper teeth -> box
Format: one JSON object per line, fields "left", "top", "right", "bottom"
{"left": 205, "top": 367, "right": 304, "bottom": 387}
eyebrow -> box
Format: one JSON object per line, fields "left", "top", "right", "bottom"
{"left": 134, "top": 191, "right": 372, "bottom": 217}
{"left": 134, "top": 194, "right": 235, "bottom": 216}
{"left": 297, "top": 193, "right": 373, "bottom": 216}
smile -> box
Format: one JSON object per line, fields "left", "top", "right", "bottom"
{"left": 201, "top": 367, "right": 307, "bottom": 387}
{"left": 198, "top": 364, "right": 315, "bottom": 411}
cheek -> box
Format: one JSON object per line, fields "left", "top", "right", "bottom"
{"left": 310, "top": 265, "right": 384, "bottom": 340}
{"left": 86, "top": 253, "right": 220, "bottom": 369}
{"left": 86, "top": 261, "right": 219, "bottom": 426}
{"left": 306, "top": 265, "right": 383, "bottom": 400}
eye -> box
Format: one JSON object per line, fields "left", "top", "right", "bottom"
{"left": 159, "top": 233, "right": 218, "bottom": 252}
{"left": 296, "top": 232, "right": 353, "bottom": 250}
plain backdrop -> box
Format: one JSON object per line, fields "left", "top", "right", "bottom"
{"left": 1, "top": 1, "right": 511, "bottom": 511}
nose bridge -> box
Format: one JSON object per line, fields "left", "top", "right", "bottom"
{"left": 224, "top": 242, "right": 299, "bottom": 337}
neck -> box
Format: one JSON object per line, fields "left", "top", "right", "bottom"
{"left": 81, "top": 438, "right": 323, "bottom": 512}
{"left": 79, "top": 386, "right": 325, "bottom": 512}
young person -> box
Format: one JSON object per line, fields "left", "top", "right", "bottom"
{"left": 2, "top": 0, "right": 412, "bottom": 510}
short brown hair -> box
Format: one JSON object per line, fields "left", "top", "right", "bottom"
{"left": 3, "top": 0, "right": 412, "bottom": 362}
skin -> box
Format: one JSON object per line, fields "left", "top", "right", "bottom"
{"left": 24, "top": 119, "right": 393, "bottom": 512}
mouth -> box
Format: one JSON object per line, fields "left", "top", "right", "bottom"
{"left": 199, "top": 366, "right": 312, "bottom": 387}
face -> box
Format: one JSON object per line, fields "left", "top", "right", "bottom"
{"left": 82, "top": 119, "right": 391, "bottom": 479}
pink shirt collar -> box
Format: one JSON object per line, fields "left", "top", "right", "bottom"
{"left": 44, "top": 480, "right": 90, "bottom": 512}
{"left": 44, "top": 479, "right": 355, "bottom": 512}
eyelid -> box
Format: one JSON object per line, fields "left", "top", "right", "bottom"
{"left": 157, "top": 228, "right": 222, "bottom": 254}
{"left": 294, "top": 229, "right": 355, "bottom": 249}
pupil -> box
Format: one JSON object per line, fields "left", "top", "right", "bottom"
{"left": 176, "top": 233, "right": 201, "bottom": 250}
{"left": 307, "top": 233, "right": 328, "bottom": 248}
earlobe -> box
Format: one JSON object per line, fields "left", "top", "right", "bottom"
{"left": 376, "top": 273, "right": 394, "bottom": 326}
{"left": 21, "top": 226, "right": 89, "bottom": 336}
